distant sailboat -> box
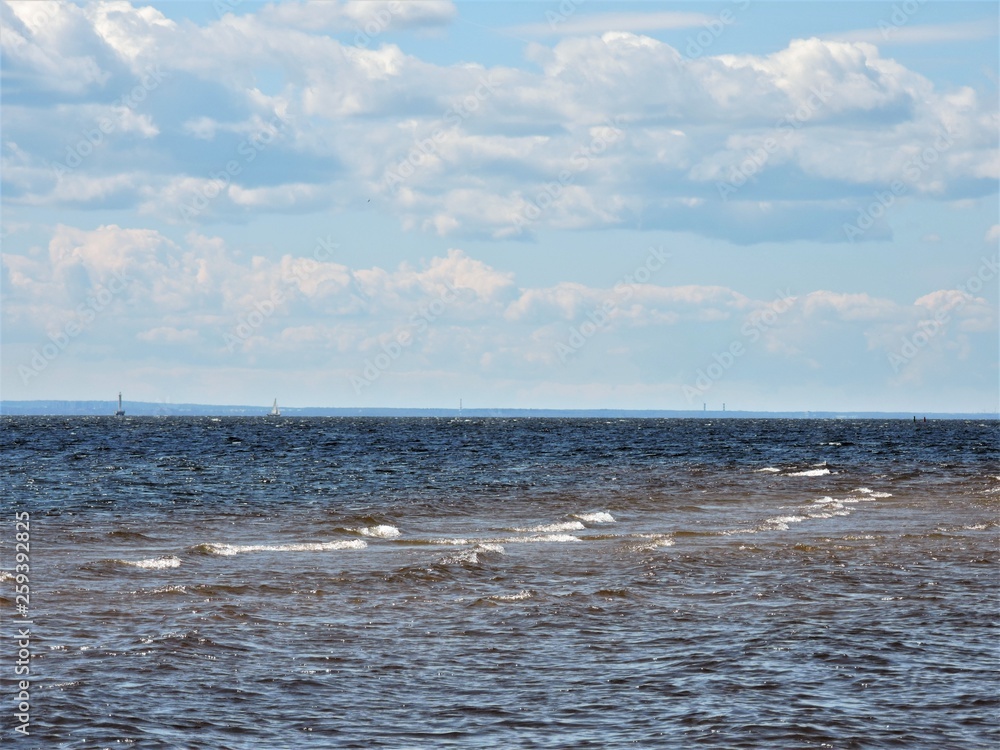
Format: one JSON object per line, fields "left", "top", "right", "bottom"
{"left": 115, "top": 392, "right": 125, "bottom": 417}
{"left": 270, "top": 398, "right": 280, "bottom": 417}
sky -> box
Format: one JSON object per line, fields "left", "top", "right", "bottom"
{"left": 1, "top": 0, "right": 998, "bottom": 412}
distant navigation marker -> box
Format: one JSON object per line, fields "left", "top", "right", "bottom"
{"left": 114, "top": 392, "right": 125, "bottom": 417}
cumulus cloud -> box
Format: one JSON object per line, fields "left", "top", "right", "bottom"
{"left": 1, "top": 1, "right": 116, "bottom": 96}
{"left": 259, "top": 0, "right": 456, "bottom": 33}
{"left": 1, "top": 1, "right": 995, "bottom": 244}
{"left": 4, "top": 222, "right": 993, "bottom": 396}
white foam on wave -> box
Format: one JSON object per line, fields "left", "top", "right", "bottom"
{"left": 440, "top": 543, "right": 505, "bottom": 565}
{"left": 571, "top": 511, "right": 616, "bottom": 524}
{"left": 759, "top": 518, "right": 791, "bottom": 532}
{"left": 854, "top": 487, "right": 892, "bottom": 498}
{"left": 754, "top": 467, "right": 782, "bottom": 473}
{"left": 441, "top": 549, "right": 480, "bottom": 565}
{"left": 724, "top": 513, "right": 814, "bottom": 535}
{"left": 750, "top": 515, "right": 805, "bottom": 532}
{"left": 440, "top": 533, "right": 583, "bottom": 545}
{"left": 125, "top": 556, "right": 182, "bottom": 569}
{"left": 631, "top": 533, "right": 675, "bottom": 550}
{"left": 488, "top": 590, "right": 532, "bottom": 602}
{"left": 809, "top": 509, "right": 851, "bottom": 519}
{"left": 808, "top": 496, "right": 851, "bottom": 518}
{"left": 787, "top": 468, "right": 831, "bottom": 477}
{"left": 513, "top": 521, "right": 585, "bottom": 533}
{"left": 510, "top": 533, "right": 581, "bottom": 543}
{"left": 201, "top": 540, "right": 366, "bottom": 556}
{"left": 0, "top": 571, "right": 14, "bottom": 582}
{"left": 354, "top": 524, "right": 401, "bottom": 538}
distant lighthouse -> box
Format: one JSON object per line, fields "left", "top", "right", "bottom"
{"left": 115, "top": 392, "right": 125, "bottom": 417}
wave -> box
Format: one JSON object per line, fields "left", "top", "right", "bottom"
{"left": 809, "top": 508, "right": 851, "bottom": 519}
{"left": 571, "top": 511, "right": 616, "bottom": 524}
{"left": 629, "top": 533, "right": 675, "bottom": 551}
{"left": 429, "top": 533, "right": 582, "bottom": 546}
{"left": 763, "top": 515, "right": 807, "bottom": 531}
{"left": 757, "top": 465, "right": 833, "bottom": 477}
{"left": 439, "top": 543, "right": 506, "bottom": 565}
{"left": 92, "top": 556, "right": 182, "bottom": 570}
{"left": 192, "top": 540, "right": 367, "bottom": 556}
{"left": 125, "top": 556, "right": 182, "bottom": 569}
{"left": 506, "top": 533, "right": 582, "bottom": 543}
{"left": 724, "top": 515, "right": 809, "bottom": 535}
{"left": 352, "top": 524, "right": 401, "bottom": 538}
{"left": 428, "top": 537, "right": 475, "bottom": 546}
{"left": 804, "top": 496, "right": 850, "bottom": 518}
{"left": 144, "top": 585, "right": 188, "bottom": 595}
{"left": 484, "top": 589, "right": 532, "bottom": 602}
{"left": 854, "top": 487, "right": 893, "bottom": 498}
{"left": 511, "top": 521, "right": 585, "bottom": 533}
{"left": 720, "top": 527, "right": 755, "bottom": 536}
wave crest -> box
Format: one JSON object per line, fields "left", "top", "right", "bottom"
{"left": 193, "top": 540, "right": 367, "bottom": 556}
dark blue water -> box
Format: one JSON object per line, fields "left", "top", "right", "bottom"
{"left": 1, "top": 417, "right": 998, "bottom": 748}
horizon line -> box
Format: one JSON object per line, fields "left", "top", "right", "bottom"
{"left": 1, "top": 400, "right": 997, "bottom": 419}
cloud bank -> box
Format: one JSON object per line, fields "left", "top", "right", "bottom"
{"left": 2, "top": 0, "right": 996, "bottom": 244}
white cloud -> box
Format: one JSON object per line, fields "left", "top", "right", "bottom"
{"left": 228, "top": 182, "right": 326, "bottom": 209}
{"left": 260, "top": 0, "right": 456, "bottom": 33}
{"left": 3, "top": 221, "right": 996, "bottom": 407}
{"left": 3, "top": 1, "right": 995, "bottom": 244}
{"left": 137, "top": 326, "right": 200, "bottom": 344}
{"left": 800, "top": 291, "right": 898, "bottom": 321}
{"left": 86, "top": 0, "right": 178, "bottom": 65}
{"left": 825, "top": 20, "right": 998, "bottom": 46}
{"left": 2, "top": 0, "right": 113, "bottom": 94}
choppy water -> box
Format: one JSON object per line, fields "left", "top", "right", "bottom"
{"left": 1, "top": 417, "right": 998, "bottom": 748}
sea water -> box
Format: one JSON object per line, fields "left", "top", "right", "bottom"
{"left": 1, "top": 417, "right": 997, "bottom": 748}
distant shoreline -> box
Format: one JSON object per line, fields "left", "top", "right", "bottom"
{"left": 1, "top": 401, "right": 996, "bottom": 420}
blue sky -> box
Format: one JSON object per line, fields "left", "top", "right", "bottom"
{"left": 2, "top": 0, "right": 997, "bottom": 412}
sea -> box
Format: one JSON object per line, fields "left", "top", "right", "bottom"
{"left": 1, "top": 416, "right": 997, "bottom": 749}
